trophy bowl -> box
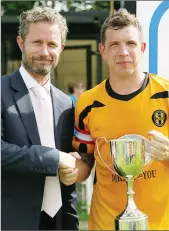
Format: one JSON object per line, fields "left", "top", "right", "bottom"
{"left": 110, "top": 135, "right": 150, "bottom": 178}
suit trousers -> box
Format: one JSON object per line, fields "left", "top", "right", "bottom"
{"left": 39, "top": 207, "right": 62, "bottom": 230}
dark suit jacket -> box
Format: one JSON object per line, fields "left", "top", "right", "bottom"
{"left": 1, "top": 70, "right": 79, "bottom": 230}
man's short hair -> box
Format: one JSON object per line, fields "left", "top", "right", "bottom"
{"left": 101, "top": 8, "right": 143, "bottom": 44}
{"left": 18, "top": 6, "right": 68, "bottom": 44}
{"left": 68, "top": 81, "right": 84, "bottom": 94}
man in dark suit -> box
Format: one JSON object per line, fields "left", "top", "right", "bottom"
{"left": 1, "top": 6, "right": 80, "bottom": 230}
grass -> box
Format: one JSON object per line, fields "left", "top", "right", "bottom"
{"left": 77, "top": 202, "right": 89, "bottom": 230}
{"left": 77, "top": 202, "right": 89, "bottom": 220}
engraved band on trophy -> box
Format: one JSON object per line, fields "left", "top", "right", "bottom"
{"left": 96, "top": 134, "right": 151, "bottom": 231}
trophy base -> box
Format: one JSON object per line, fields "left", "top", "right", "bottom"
{"left": 115, "top": 212, "right": 148, "bottom": 230}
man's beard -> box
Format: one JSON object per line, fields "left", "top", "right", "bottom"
{"left": 22, "top": 52, "right": 55, "bottom": 75}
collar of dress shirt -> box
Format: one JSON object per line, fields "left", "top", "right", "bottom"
{"left": 19, "top": 65, "right": 51, "bottom": 93}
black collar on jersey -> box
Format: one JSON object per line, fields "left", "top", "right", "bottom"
{"left": 105, "top": 72, "right": 149, "bottom": 101}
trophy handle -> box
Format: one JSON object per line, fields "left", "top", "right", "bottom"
{"left": 138, "top": 139, "right": 153, "bottom": 179}
{"left": 141, "top": 158, "right": 153, "bottom": 175}
{"left": 96, "top": 137, "right": 116, "bottom": 174}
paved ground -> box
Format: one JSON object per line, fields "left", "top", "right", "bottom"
{"left": 79, "top": 220, "right": 88, "bottom": 230}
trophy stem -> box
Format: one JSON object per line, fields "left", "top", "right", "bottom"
{"left": 115, "top": 175, "right": 148, "bottom": 230}
{"left": 126, "top": 176, "right": 137, "bottom": 210}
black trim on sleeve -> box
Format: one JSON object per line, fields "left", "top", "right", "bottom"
{"left": 150, "top": 91, "right": 169, "bottom": 99}
{"left": 79, "top": 100, "right": 105, "bottom": 130}
{"left": 79, "top": 143, "right": 88, "bottom": 153}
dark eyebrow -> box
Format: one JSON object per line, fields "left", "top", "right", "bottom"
{"left": 48, "top": 41, "right": 57, "bottom": 45}
{"left": 108, "top": 41, "right": 119, "bottom": 45}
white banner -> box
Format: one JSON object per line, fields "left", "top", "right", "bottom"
{"left": 137, "top": 1, "right": 169, "bottom": 78}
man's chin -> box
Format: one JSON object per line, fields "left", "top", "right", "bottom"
{"left": 118, "top": 69, "right": 134, "bottom": 77}
{"left": 32, "top": 66, "right": 52, "bottom": 75}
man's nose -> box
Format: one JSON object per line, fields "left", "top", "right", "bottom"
{"left": 119, "top": 45, "right": 129, "bottom": 56}
{"left": 40, "top": 45, "right": 49, "bottom": 56}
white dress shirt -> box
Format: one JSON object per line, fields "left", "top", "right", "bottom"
{"left": 19, "top": 65, "right": 62, "bottom": 217}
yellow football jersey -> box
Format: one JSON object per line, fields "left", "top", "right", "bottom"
{"left": 73, "top": 73, "right": 169, "bottom": 230}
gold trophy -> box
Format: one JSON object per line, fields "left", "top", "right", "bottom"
{"left": 96, "top": 134, "right": 151, "bottom": 230}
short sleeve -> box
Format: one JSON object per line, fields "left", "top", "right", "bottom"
{"left": 72, "top": 94, "right": 95, "bottom": 154}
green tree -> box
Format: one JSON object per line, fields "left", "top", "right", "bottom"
{"left": 92, "top": 1, "right": 110, "bottom": 11}
{"left": 1, "top": 0, "right": 120, "bottom": 15}
{"left": 63, "top": 0, "right": 111, "bottom": 12}
{"left": 1, "top": 1, "right": 35, "bottom": 15}
{"left": 65, "top": 0, "right": 120, "bottom": 12}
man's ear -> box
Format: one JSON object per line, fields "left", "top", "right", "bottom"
{"left": 17, "top": 36, "right": 24, "bottom": 52}
{"left": 141, "top": 42, "right": 146, "bottom": 55}
{"left": 99, "top": 43, "right": 106, "bottom": 60}
{"left": 61, "top": 44, "right": 65, "bottom": 51}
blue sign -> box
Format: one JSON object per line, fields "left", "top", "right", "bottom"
{"left": 149, "top": 1, "right": 169, "bottom": 74}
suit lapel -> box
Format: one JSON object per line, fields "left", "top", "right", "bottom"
{"left": 11, "top": 70, "right": 41, "bottom": 145}
{"left": 50, "top": 85, "right": 64, "bottom": 148}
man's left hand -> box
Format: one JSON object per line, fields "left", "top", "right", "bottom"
{"left": 59, "top": 168, "right": 79, "bottom": 186}
{"left": 147, "top": 130, "right": 169, "bottom": 161}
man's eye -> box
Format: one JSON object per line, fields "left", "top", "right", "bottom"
{"left": 49, "top": 43, "right": 57, "bottom": 48}
{"left": 128, "top": 42, "right": 136, "bottom": 45}
{"left": 110, "top": 43, "right": 118, "bottom": 47}
{"left": 33, "top": 41, "right": 41, "bottom": 44}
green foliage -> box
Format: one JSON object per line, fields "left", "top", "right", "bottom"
{"left": 92, "top": 1, "right": 110, "bottom": 11}
{"left": 65, "top": 0, "right": 110, "bottom": 12}
{"left": 1, "top": 1, "right": 35, "bottom": 15}
{"left": 1, "top": 0, "right": 112, "bottom": 15}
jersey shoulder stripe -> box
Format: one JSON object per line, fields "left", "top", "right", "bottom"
{"left": 151, "top": 91, "right": 169, "bottom": 99}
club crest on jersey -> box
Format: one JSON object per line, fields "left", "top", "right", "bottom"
{"left": 152, "top": 110, "right": 167, "bottom": 127}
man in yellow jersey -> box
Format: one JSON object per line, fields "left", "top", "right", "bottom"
{"left": 59, "top": 9, "right": 169, "bottom": 230}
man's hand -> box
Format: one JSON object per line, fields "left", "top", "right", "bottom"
{"left": 59, "top": 167, "right": 79, "bottom": 186}
{"left": 59, "top": 152, "right": 81, "bottom": 186}
{"left": 59, "top": 151, "right": 81, "bottom": 168}
{"left": 148, "top": 130, "right": 169, "bottom": 161}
